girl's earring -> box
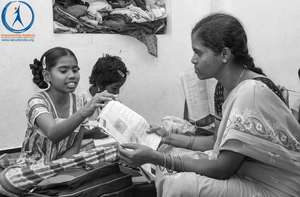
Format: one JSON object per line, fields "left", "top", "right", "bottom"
{"left": 222, "top": 59, "right": 227, "bottom": 64}
{"left": 41, "top": 81, "right": 51, "bottom": 91}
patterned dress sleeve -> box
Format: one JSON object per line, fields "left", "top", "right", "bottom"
{"left": 216, "top": 80, "right": 300, "bottom": 160}
{"left": 26, "top": 94, "right": 50, "bottom": 126}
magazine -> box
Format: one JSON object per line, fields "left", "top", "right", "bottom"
{"left": 180, "top": 70, "right": 217, "bottom": 122}
{"left": 96, "top": 101, "right": 162, "bottom": 181}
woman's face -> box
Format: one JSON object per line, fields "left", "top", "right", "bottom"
{"left": 191, "top": 33, "right": 222, "bottom": 80}
{"left": 48, "top": 55, "right": 80, "bottom": 93}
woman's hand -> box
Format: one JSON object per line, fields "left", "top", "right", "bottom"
{"left": 81, "top": 91, "right": 117, "bottom": 117}
{"left": 147, "top": 125, "right": 169, "bottom": 137}
{"left": 119, "top": 143, "right": 155, "bottom": 167}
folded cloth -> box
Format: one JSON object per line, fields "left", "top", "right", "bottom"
{"left": 65, "top": 4, "right": 88, "bottom": 18}
{"left": 106, "top": 0, "right": 134, "bottom": 8}
{"left": 0, "top": 145, "right": 118, "bottom": 195}
{"left": 110, "top": 4, "right": 154, "bottom": 23}
{"left": 161, "top": 116, "right": 196, "bottom": 135}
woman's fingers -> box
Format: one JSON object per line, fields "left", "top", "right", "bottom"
{"left": 119, "top": 153, "right": 134, "bottom": 166}
{"left": 120, "top": 143, "right": 140, "bottom": 150}
{"left": 95, "top": 103, "right": 103, "bottom": 108}
{"left": 147, "top": 126, "right": 162, "bottom": 134}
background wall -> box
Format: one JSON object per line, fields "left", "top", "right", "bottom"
{"left": 0, "top": 0, "right": 300, "bottom": 149}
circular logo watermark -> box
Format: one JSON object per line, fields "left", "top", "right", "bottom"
{"left": 1, "top": 1, "right": 34, "bottom": 33}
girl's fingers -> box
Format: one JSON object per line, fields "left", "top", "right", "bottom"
{"left": 146, "top": 129, "right": 154, "bottom": 134}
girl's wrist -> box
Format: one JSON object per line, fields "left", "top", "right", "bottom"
{"left": 161, "top": 133, "right": 171, "bottom": 144}
{"left": 78, "top": 109, "right": 88, "bottom": 120}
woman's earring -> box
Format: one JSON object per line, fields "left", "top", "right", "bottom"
{"left": 222, "top": 59, "right": 227, "bottom": 63}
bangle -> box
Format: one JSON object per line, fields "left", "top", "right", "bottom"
{"left": 187, "top": 136, "right": 195, "bottom": 149}
{"left": 180, "top": 156, "right": 184, "bottom": 171}
{"left": 166, "top": 154, "right": 171, "bottom": 170}
{"left": 176, "top": 155, "right": 184, "bottom": 172}
{"left": 163, "top": 153, "right": 167, "bottom": 169}
{"left": 170, "top": 154, "right": 175, "bottom": 171}
{"left": 161, "top": 137, "right": 166, "bottom": 144}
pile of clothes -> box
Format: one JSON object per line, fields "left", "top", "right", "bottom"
{"left": 53, "top": 0, "right": 168, "bottom": 56}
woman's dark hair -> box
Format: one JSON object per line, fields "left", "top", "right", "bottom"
{"left": 192, "top": 13, "right": 264, "bottom": 75}
{"left": 29, "top": 47, "right": 77, "bottom": 89}
{"left": 89, "top": 54, "right": 129, "bottom": 92}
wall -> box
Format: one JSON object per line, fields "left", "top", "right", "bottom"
{"left": 212, "top": 0, "right": 300, "bottom": 102}
{"left": 0, "top": 0, "right": 211, "bottom": 149}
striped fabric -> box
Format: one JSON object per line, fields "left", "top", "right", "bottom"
{"left": 0, "top": 145, "right": 118, "bottom": 195}
{"left": 20, "top": 91, "right": 86, "bottom": 164}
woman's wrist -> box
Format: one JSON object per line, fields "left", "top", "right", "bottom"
{"left": 150, "top": 150, "right": 164, "bottom": 166}
{"left": 161, "top": 133, "right": 171, "bottom": 144}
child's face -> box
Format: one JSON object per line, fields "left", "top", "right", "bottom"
{"left": 104, "top": 78, "right": 126, "bottom": 95}
{"left": 48, "top": 55, "right": 80, "bottom": 93}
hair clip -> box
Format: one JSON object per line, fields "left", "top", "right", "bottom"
{"left": 42, "top": 56, "right": 46, "bottom": 70}
{"left": 117, "top": 70, "right": 125, "bottom": 78}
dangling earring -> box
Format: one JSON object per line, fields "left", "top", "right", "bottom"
{"left": 97, "top": 86, "right": 103, "bottom": 93}
{"left": 41, "top": 81, "right": 51, "bottom": 91}
{"left": 222, "top": 59, "right": 227, "bottom": 64}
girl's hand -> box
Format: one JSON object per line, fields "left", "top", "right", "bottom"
{"left": 119, "top": 143, "right": 155, "bottom": 166}
{"left": 81, "top": 91, "right": 116, "bottom": 117}
{"left": 147, "top": 125, "right": 169, "bottom": 137}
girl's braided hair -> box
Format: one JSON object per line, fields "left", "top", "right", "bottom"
{"left": 29, "top": 47, "right": 77, "bottom": 89}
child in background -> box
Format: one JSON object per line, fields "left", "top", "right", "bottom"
{"left": 89, "top": 54, "right": 129, "bottom": 96}
{"left": 82, "top": 54, "right": 129, "bottom": 140}
{"left": 19, "top": 47, "right": 116, "bottom": 165}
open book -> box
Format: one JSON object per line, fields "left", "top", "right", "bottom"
{"left": 180, "top": 70, "right": 217, "bottom": 122}
{"left": 97, "top": 101, "right": 161, "bottom": 181}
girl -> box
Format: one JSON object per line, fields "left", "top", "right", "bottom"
{"left": 83, "top": 54, "right": 129, "bottom": 140}
{"left": 19, "top": 47, "right": 116, "bottom": 164}
{"left": 89, "top": 54, "right": 129, "bottom": 96}
{"left": 119, "top": 13, "right": 300, "bottom": 197}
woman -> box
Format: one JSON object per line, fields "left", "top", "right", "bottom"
{"left": 119, "top": 13, "right": 300, "bottom": 197}
{"left": 291, "top": 68, "right": 300, "bottom": 123}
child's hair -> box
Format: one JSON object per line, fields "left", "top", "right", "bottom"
{"left": 89, "top": 54, "right": 129, "bottom": 90}
{"left": 29, "top": 47, "right": 78, "bottom": 89}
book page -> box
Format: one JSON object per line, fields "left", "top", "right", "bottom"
{"left": 98, "top": 101, "right": 161, "bottom": 150}
{"left": 180, "top": 70, "right": 211, "bottom": 121}
{"left": 98, "top": 101, "right": 161, "bottom": 181}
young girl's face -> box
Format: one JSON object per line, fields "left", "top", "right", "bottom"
{"left": 49, "top": 55, "right": 80, "bottom": 93}
{"left": 104, "top": 78, "right": 126, "bottom": 95}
